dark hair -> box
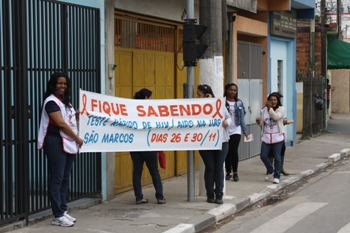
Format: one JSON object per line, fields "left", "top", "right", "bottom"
{"left": 43, "top": 72, "right": 71, "bottom": 106}
{"left": 134, "top": 88, "right": 152, "bottom": 99}
{"left": 267, "top": 92, "right": 283, "bottom": 110}
{"left": 224, "top": 83, "right": 238, "bottom": 101}
{"left": 197, "top": 84, "right": 215, "bottom": 97}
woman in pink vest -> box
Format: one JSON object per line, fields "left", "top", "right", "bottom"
{"left": 257, "top": 92, "right": 285, "bottom": 184}
{"left": 38, "top": 72, "right": 83, "bottom": 227}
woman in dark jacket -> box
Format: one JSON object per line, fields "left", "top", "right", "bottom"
{"left": 130, "top": 88, "right": 166, "bottom": 205}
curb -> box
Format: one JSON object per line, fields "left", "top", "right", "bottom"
{"left": 163, "top": 148, "right": 350, "bottom": 233}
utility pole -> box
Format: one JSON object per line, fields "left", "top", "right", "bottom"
{"left": 320, "top": 0, "right": 327, "bottom": 132}
{"left": 183, "top": 0, "right": 207, "bottom": 201}
{"left": 185, "top": 0, "right": 196, "bottom": 202}
{"left": 321, "top": 0, "right": 327, "bottom": 78}
{"left": 198, "top": 0, "right": 224, "bottom": 196}
{"left": 337, "top": 0, "right": 342, "bottom": 39}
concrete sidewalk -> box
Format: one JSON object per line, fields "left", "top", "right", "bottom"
{"left": 3, "top": 113, "right": 350, "bottom": 233}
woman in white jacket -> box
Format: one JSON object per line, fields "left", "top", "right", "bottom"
{"left": 257, "top": 92, "right": 285, "bottom": 184}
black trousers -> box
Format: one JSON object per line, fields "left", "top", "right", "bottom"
{"left": 225, "top": 134, "right": 241, "bottom": 174}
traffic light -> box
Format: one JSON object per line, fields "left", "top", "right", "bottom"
{"left": 183, "top": 20, "right": 208, "bottom": 66}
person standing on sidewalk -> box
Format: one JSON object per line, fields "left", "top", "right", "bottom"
{"left": 130, "top": 88, "right": 166, "bottom": 205}
{"left": 197, "top": 84, "right": 231, "bottom": 204}
{"left": 257, "top": 92, "right": 285, "bottom": 184}
{"left": 37, "top": 72, "right": 83, "bottom": 227}
{"left": 266, "top": 118, "right": 291, "bottom": 176}
{"left": 224, "top": 83, "right": 249, "bottom": 182}
{"left": 326, "top": 79, "right": 331, "bottom": 110}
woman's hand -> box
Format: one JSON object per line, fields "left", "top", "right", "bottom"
{"left": 265, "top": 100, "right": 272, "bottom": 109}
{"left": 222, "top": 120, "right": 229, "bottom": 127}
{"left": 76, "top": 138, "right": 84, "bottom": 148}
{"left": 256, "top": 118, "right": 261, "bottom": 125}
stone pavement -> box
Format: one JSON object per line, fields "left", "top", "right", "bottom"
{"left": 2, "top": 113, "right": 350, "bottom": 233}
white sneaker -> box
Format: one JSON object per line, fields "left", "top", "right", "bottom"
{"left": 273, "top": 178, "right": 280, "bottom": 184}
{"left": 265, "top": 173, "right": 274, "bottom": 181}
{"left": 64, "top": 211, "right": 76, "bottom": 222}
{"left": 52, "top": 216, "right": 74, "bottom": 227}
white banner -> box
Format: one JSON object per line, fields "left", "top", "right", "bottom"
{"left": 79, "top": 90, "right": 225, "bottom": 152}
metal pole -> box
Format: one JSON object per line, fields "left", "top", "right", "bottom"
{"left": 337, "top": 0, "right": 341, "bottom": 39}
{"left": 310, "top": 19, "right": 315, "bottom": 136}
{"left": 226, "top": 13, "right": 234, "bottom": 84}
{"left": 186, "top": 0, "right": 195, "bottom": 202}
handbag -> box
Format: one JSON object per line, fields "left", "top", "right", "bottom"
{"left": 158, "top": 151, "right": 166, "bottom": 169}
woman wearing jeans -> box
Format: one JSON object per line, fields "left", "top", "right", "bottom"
{"left": 130, "top": 88, "right": 166, "bottom": 205}
{"left": 257, "top": 92, "right": 285, "bottom": 184}
{"left": 197, "top": 84, "right": 231, "bottom": 204}
{"left": 37, "top": 72, "right": 83, "bottom": 227}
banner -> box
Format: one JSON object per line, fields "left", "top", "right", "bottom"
{"left": 79, "top": 90, "right": 225, "bottom": 152}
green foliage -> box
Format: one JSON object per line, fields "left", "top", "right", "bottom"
{"left": 315, "top": 15, "right": 320, "bottom": 23}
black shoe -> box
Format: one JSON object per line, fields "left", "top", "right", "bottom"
{"left": 233, "top": 173, "right": 239, "bottom": 182}
{"left": 207, "top": 193, "right": 215, "bottom": 203}
{"left": 281, "top": 168, "right": 290, "bottom": 176}
{"left": 215, "top": 194, "right": 223, "bottom": 204}
{"left": 225, "top": 173, "right": 232, "bottom": 180}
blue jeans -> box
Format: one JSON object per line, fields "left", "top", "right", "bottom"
{"left": 130, "top": 151, "right": 164, "bottom": 202}
{"left": 44, "top": 134, "right": 76, "bottom": 218}
{"left": 260, "top": 141, "right": 283, "bottom": 179}
{"left": 199, "top": 142, "right": 229, "bottom": 196}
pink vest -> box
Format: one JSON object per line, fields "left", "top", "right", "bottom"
{"left": 37, "top": 94, "right": 78, "bottom": 154}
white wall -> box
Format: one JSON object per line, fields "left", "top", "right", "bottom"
{"left": 114, "top": 0, "right": 199, "bottom": 22}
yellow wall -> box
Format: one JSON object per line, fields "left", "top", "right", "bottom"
{"left": 114, "top": 28, "right": 200, "bottom": 194}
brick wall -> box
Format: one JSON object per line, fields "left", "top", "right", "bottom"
{"left": 296, "top": 24, "right": 322, "bottom": 80}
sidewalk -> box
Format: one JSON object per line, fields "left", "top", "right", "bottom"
{"left": 3, "top": 113, "right": 350, "bottom": 233}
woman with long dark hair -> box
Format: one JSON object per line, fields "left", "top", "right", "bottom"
{"left": 130, "top": 88, "right": 166, "bottom": 205}
{"left": 257, "top": 92, "right": 285, "bottom": 184}
{"left": 223, "top": 83, "right": 248, "bottom": 182}
{"left": 197, "top": 84, "right": 231, "bottom": 204}
{"left": 38, "top": 72, "right": 83, "bottom": 227}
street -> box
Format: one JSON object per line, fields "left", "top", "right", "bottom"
{"left": 204, "top": 157, "right": 350, "bottom": 233}
{"left": 202, "top": 116, "right": 350, "bottom": 233}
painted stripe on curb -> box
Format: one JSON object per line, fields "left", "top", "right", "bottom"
{"left": 329, "top": 153, "right": 341, "bottom": 162}
{"left": 163, "top": 223, "right": 195, "bottom": 233}
{"left": 341, "top": 148, "right": 350, "bottom": 156}
{"left": 300, "top": 169, "right": 315, "bottom": 177}
{"left": 207, "top": 203, "right": 236, "bottom": 222}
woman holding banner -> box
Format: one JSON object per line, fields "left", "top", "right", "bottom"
{"left": 196, "top": 84, "right": 231, "bottom": 204}
{"left": 37, "top": 72, "right": 83, "bottom": 227}
{"left": 130, "top": 88, "right": 166, "bottom": 205}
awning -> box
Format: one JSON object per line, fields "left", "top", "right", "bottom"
{"left": 327, "top": 37, "right": 350, "bottom": 69}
